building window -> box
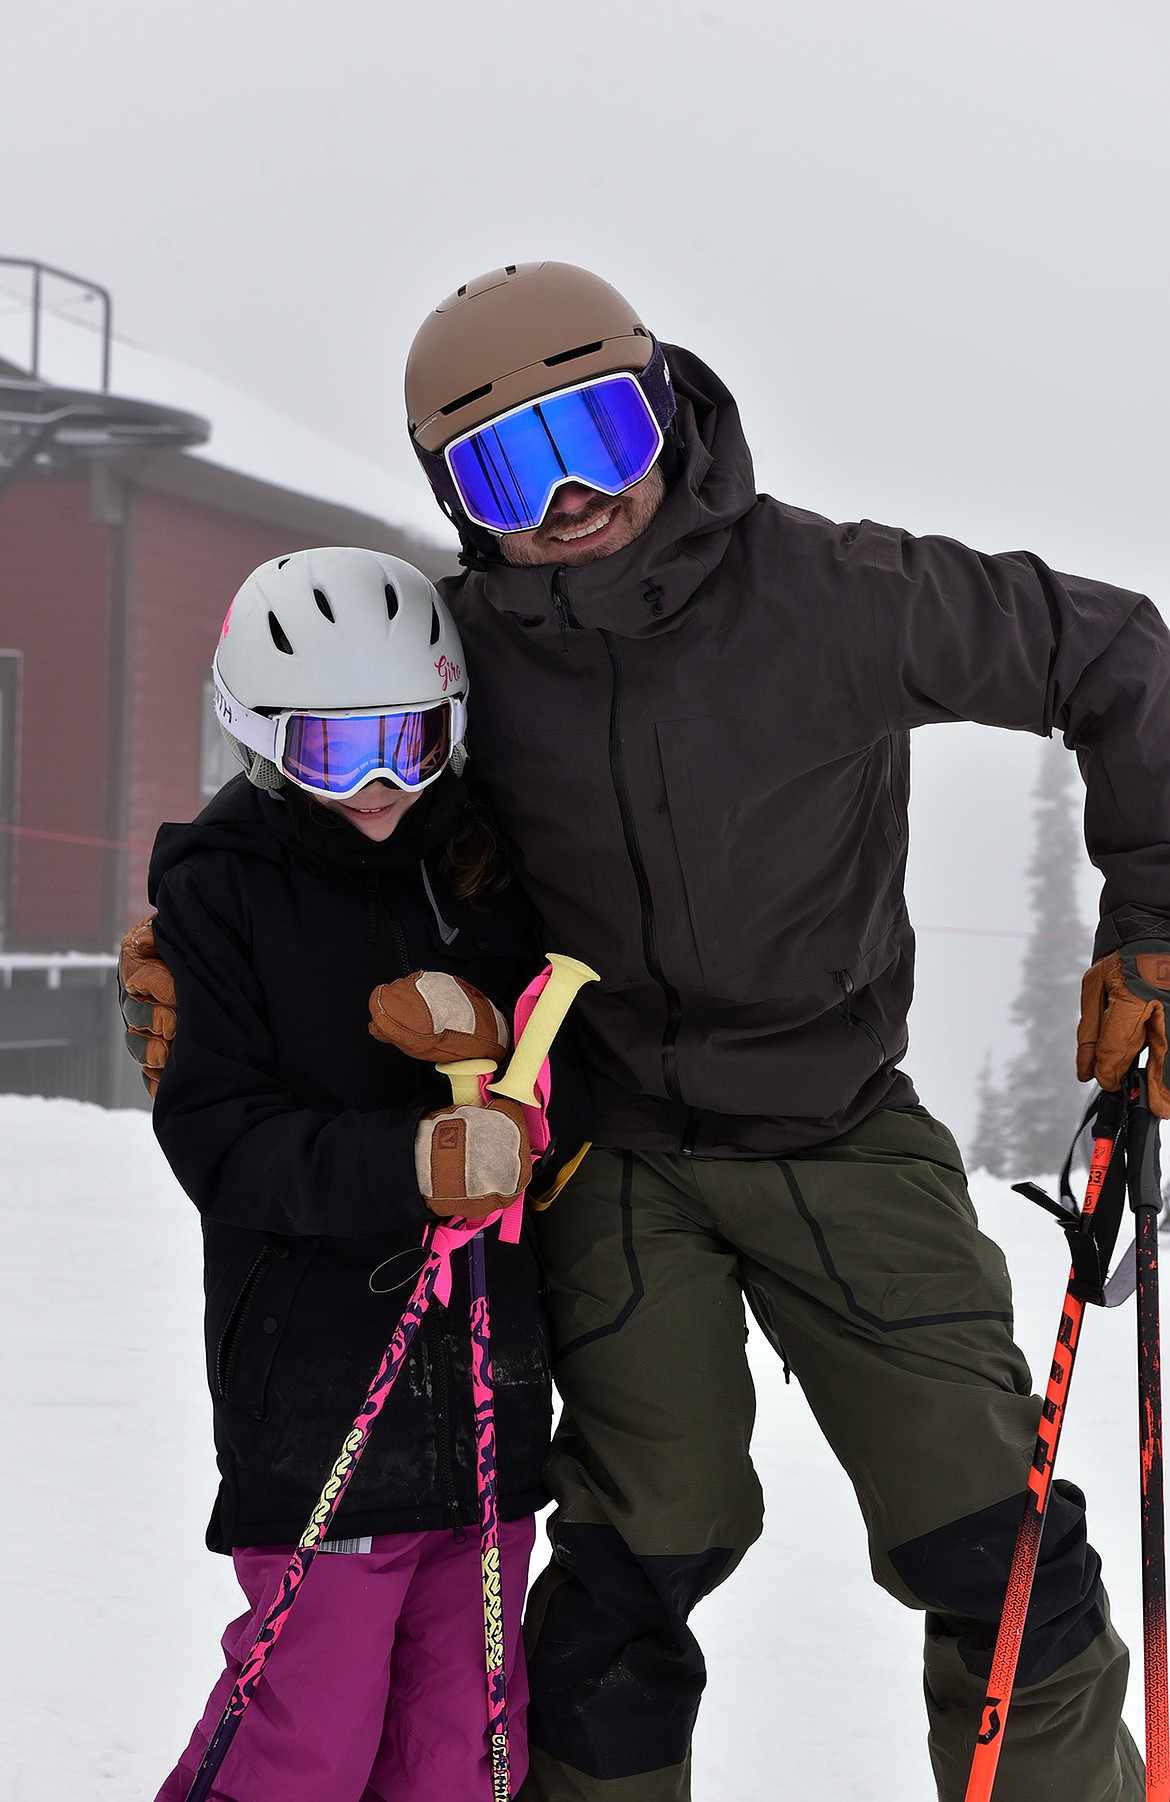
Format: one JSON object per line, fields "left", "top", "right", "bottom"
{"left": 200, "top": 680, "right": 241, "bottom": 795}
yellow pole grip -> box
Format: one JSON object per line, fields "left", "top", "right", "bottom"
{"left": 490, "top": 953, "right": 600, "bottom": 1107}
{"left": 436, "top": 1058, "right": 498, "bottom": 1108}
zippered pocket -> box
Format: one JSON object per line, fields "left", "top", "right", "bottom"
{"left": 834, "top": 968, "right": 888, "bottom": 1069}
{"left": 214, "top": 1239, "right": 301, "bottom": 1419}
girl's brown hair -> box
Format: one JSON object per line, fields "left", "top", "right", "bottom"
{"left": 440, "top": 801, "right": 511, "bottom": 901}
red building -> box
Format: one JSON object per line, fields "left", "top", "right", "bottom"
{"left": 0, "top": 262, "right": 452, "bottom": 1103}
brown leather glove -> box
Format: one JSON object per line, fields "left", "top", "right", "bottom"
{"left": 119, "top": 916, "right": 178, "bottom": 1097}
{"left": 369, "top": 970, "right": 509, "bottom": 1064}
{"left": 1077, "top": 939, "right": 1170, "bottom": 1117}
{"left": 415, "top": 1096, "right": 532, "bottom": 1217}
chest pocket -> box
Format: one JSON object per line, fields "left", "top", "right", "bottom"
{"left": 655, "top": 716, "right": 907, "bottom": 999}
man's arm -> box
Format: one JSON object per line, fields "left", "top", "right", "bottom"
{"left": 850, "top": 522, "right": 1170, "bottom": 1108}
{"left": 864, "top": 523, "right": 1170, "bottom": 955}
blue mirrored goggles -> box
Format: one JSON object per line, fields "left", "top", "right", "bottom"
{"left": 444, "top": 371, "right": 666, "bottom": 535}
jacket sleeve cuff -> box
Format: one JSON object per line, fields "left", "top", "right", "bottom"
{"left": 1093, "top": 906, "right": 1170, "bottom": 960}
{"left": 358, "top": 1106, "right": 433, "bottom": 1234}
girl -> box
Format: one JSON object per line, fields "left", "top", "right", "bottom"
{"left": 144, "top": 546, "right": 571, "bottom": 1802}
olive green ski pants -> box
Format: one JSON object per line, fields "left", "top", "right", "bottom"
{"left": 518, "top": 1107, "right": 1143, "bottom": 1802}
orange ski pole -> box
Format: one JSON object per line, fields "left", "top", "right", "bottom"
{"left": 964, "top": 1093, "right": 1126, "bottom": 1802}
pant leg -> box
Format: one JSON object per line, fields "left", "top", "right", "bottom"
{"left": 520, "top": 1146, "right": 765, "bottom": 1801}
{"left": 702, "top": 1105, "right": 1142, "bottom": 1802}
{"left": 155, "top": 1534, "right": 426, "bottom": 1802}
{"left": 366, "top": 1515, "right": 536, "bottom": 1802}
{"left": 522, "top": 1117, "right": 1142, "bottom": 1802}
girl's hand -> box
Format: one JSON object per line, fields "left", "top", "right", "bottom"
{"left": 369, "top": 970, "right": 509, "bottom": 1064}
{"left": 415, "top": 1096, "right": 531, "bottom": 1216}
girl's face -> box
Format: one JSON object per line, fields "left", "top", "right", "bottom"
{"left": 310, "top": 779, "right": 422, "bottom": 842}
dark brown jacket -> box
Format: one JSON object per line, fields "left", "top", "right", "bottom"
{"left": 442, "top": 345, "right": 1170, "bottom": 1158}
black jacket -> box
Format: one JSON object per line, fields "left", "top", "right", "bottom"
{"left": 444, "top": 344, "right": 1170, "bottom": 1158}
{"left": 149, "top": 775, "right": 563, "bottom": 1551}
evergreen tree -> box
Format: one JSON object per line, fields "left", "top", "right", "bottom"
{"left": 1002, "top": 745, "right": 1092, "bottom": 1175}
{"left": 969, "top": 1052, "right": 1010, "bottom": 1176}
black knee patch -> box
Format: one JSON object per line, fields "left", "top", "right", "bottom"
{"left": 526, "top": 1522, "right": 732, "bottom": 1779}
{"left": 888, "top": 1480, "right": 1107, "bottom": 1686}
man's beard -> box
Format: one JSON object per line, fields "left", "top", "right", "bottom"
{"left": 499, "top": 466, "right": 667, "bottom": 569}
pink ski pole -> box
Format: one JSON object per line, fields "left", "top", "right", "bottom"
{"left": 438, "top": 952, "right": 599, "bottom": 1801}
{"left": 184, "top": 1212, "right": 482, "bottom": 1802}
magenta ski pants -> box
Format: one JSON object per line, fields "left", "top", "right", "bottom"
{"left": 155, "top": 1516, "right": 536, "bottom": 1802}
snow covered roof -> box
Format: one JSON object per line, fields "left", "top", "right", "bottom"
{"left": 0, "top": 291, "right": 457, "bottom": 552}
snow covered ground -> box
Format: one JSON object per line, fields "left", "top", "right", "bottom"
{"left": 0, "top": 1094, "right": 1157, "bottom": 1799}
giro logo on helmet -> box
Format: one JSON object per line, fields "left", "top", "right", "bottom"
{"left": 435, "top": 654, "right": 463, "bottom": 693}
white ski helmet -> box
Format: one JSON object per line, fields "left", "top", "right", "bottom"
{"left": 213, "top": 547, "right": 467, "bottom": 793}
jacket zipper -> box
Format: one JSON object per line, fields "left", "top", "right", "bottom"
{"left": 552, "top": 568, "right": 700, "bottom": 1148}
{"left": 370, "top": 874, "right": 412, "bottom": 976}
{"left": 550, "top": 567, "right": 578, "bottom": 651}
{"left": 426, "top": 1313, "right": 467, "bottom": 1542}
{"left": 597, "top": 624, "right": 688, "bottom": 1115}
{"left": 216, "top": 1244, "right": 276, "bottom": 1401}
{"left": 835, "top": 969, "right": 886, "bottom": 1064}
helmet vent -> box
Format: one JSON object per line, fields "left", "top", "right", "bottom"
{"left": 313, "top": 587, "right": 335, "bottom": 622}
{"left": 441, "top": 381, "right": 493, "bottom": 418}
{"left": 429, "top": 603, "right": 441, "bottom": 646}
{"left": 544, "top": 340, "right": 603, "bottom": 368}
{"left": 276, "top": 556, "right": 291, "bottom": 569}
{"left": 457, "top": 284, "right": 467, "bottom": 298}
{"left": 505, "top": 264, "right": 516, "bottom": 275}
{"left": 384, "top": 584, "right": 399, "bottom": 621}
{"left": 267, "top": 612, "right": 294, "bottom": 655}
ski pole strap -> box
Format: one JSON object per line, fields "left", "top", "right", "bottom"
{"left": 1057, "top": 1087, "right": 1118, "bottom": 1214}
{"left": 1013, "top": 1082, "right": 1130, "bottom": 1306}
{"left": 429, "top": 1212, "right": 511, "bottom": 1306}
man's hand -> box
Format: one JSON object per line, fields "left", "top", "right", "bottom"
{"left": 415, "top": 1096, "right": 531, "bottom": 1216}
{"left": 119, "top": 916, "right": 177, "bottom": 1097}
{"left": 1077, "top": 939, "right": 1170, "bottom": 1117}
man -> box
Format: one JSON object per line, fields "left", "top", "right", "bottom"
{"left": 402, "top": 262, "right": 1169, "bottom": 1801}
{"left": 125, "top": 261, "right": 1169, "bottom": 1800}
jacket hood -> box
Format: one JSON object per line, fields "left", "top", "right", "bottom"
{"left": 149, "top": 775, "right": 284, "bottom": 899}
{"left": 459, "top": 343, "right": 759, "bottom": 642}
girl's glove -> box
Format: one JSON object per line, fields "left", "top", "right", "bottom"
{"left": 1077, "top": 939, "right": 1170, "bottom": 1116}
{"left": 118, "top": 915, "right": 177, "bottom": 1096}
{"left": 415, "top": 1097, "right": 532, "bottom": 1217}
{"left": 369, "top": 970, "right": 509, "bottom": 1063}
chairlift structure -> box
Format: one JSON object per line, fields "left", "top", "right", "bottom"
{"left": 0, "top": 258, "right": 209, "bottom": 501}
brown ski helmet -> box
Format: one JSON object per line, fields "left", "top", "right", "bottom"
{"left": 406, "top": 262, "right": 677, "bottom": 551}
{"left": 406, "top": 261, "right": 657, "bottom": 455}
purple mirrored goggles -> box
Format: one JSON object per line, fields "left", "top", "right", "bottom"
{"left": 416, "top": 339, "right": 677, "bottom": 536}
{"left": 213, "top": 656, "right": 466, "bottom": 799}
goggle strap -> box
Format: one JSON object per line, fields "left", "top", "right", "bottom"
{"left": 212, "top": 655, "right": 280, "bottom": 764}
{"left": 637, "top": 342, "right": 677, "bottom": 442}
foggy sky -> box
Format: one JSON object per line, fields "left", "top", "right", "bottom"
{"left": 1, "top": 0, "right": 1167, "bottom": 1147}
